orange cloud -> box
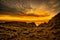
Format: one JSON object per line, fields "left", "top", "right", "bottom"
{"left": 0, "top": 13, "right": 55, "bottom": 24}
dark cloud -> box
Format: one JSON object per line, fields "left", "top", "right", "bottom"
{"left": 0, "top": 3, "right": 17, "bottom": 12}
{"left": 0, "top": 0, "right": 60, "bottom": 15}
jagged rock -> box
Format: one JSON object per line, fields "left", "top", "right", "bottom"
{"left": 47, "top": 13, "right": 60, "bottom": 39}
{"left": 0, "top": 13, "right": 60, "bottom": 40}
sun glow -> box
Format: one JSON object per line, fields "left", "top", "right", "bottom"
{"left": 0, "top": 14, "right": 54, "bottom": 23}
{"left": 25, "top": 9, "right": 49, "bottom": 15}
{"left": 0, "top": 9, "right": 56, "bottom": 25}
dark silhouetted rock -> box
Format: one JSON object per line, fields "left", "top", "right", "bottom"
{"left": 0, "top": 13, "right": 60, "bottom": 40}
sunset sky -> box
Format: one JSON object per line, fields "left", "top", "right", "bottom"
{"left": 0, "top": 0, "right": 60, "bottom": 24}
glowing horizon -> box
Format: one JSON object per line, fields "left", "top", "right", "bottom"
{"left": 0, "top": 13, "right": 56, "bottom": 24}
